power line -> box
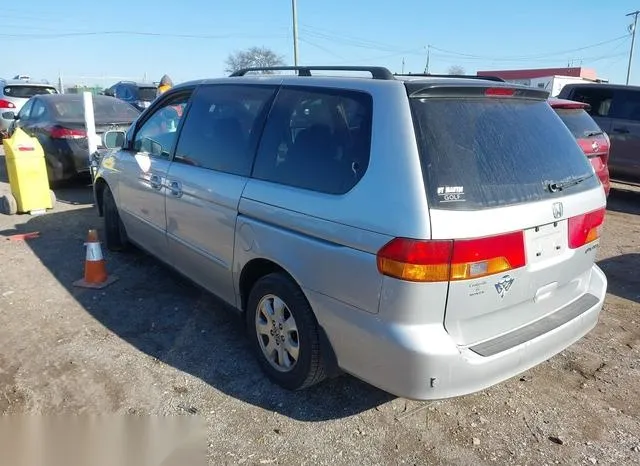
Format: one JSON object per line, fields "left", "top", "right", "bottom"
{"left": 299, "top": 27, "right": 405, "bottom": 53}
{"left": 298, "top": 37, "right": 347, "bottom": 61}
{"left": 429, "top": 35, "right": 629, "bottom": 61}
{"left": 0, "top": 30, "right": 286, "bottom": 39}
{"left": 297, "top": 26, "right": 631, "bottom": 69}
{"left": 430, "top": 39, "right": 630, "bottom": 65}
{"left": 301, "top": 24, "right": 406, "bottom": 52}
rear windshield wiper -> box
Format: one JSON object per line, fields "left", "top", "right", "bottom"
{"left": 547, "top": 174, "right": 593, "bottom": 193}
{"left": 584, "top": 130, "right": 604, "bottom": 137}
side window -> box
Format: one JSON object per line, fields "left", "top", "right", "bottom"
{"left": 133, "top": 92, "right": 191, "bottom": 158}
{"left": 609, "top": 90, "right": 640, "bottom": 121}
{"left": 174, "top": 84, "right": 276, "bottom": 176}
{"left": 569, "top": 87, "right": 614, "bottom": 117}
{"left": 121, "top": 86, "right": 134, "bottom": 101}
{"left": 31, "top": 100, "right": 47, "bottom": 120}
{"left": 17, "top": 99, "right": 34, "bottom": 120}
{"left": 252, "top": 87, "right": 373, "bottom": 194}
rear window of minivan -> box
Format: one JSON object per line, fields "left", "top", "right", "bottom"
{"left": 554, "top": 108, "right": 603, "bottom": 139}
{"left": 3, "top": 85, "right": 58, "bottom": 98}
{"left": 137, "top": 87, "right": 158, "bottom": 101}
{"left": 410, "top": 97, "right": 599, "bottom": 210}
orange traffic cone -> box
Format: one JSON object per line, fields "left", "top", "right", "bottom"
{"left": 73, "top": 229, "right": 118, "bottom": 289}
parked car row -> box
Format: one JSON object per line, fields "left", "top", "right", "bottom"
{"left": 93, "top": 66, "right": 607, "bottom": 399}
{"left": 2, "top": 94, "right": 140, "bottom": 183}
{"left": 102, "top": 81, "right": 158, "bottom": 112}
{"left": 0, "top": 78, "right": 58, "bottom": 139}
{"left": 559, "top": 83, "right": 640, "bottom": 183}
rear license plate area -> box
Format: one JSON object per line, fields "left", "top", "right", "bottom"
{"left": 524, "top": 221, "right": 566, "bottom": 264}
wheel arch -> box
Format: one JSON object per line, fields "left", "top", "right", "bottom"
{"left": 238, "top": 257, "right": 340, "bottom": 377}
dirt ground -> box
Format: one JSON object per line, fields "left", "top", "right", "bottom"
{"left": 0, "top": 146, "right": 639, "bottom": 465}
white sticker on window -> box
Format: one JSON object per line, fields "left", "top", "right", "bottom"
{"left": 437, "top": 186, "right": 465, "bottom": 202}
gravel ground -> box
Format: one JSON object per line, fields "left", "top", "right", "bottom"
{"left": 0, "top": 146, "right": 639, "bottom": 465}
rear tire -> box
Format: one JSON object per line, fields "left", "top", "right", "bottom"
{"left": 103, "top": 186, "right": 129, "bottom": 251}
{"left": 247, "top": 273, "right": 327, "bottom": 390}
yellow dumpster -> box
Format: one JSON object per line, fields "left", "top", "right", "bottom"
{"left": 1, "top": 128, "right": 55, "bottom": 215}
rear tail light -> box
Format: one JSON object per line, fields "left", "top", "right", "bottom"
{"left": 485, "top": 87, "right": 515, "bottom": 97}
{"left": 568, "top": 208, "right": 605, "bottom": 249}
{"left": 0, "top": 99, "right": 16, "bottom": 109}
{"left": 377, "top": 231, "right": 526, "bottom": 282}
{"left": 376, "top": 239, "right": 452, "bottom": 282}
{"left": 48, "top": 126, "right": 87, "bottom": 139}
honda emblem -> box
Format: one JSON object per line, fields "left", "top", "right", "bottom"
{"left": 553, "top": 202, "right": 563, "bottom": 219}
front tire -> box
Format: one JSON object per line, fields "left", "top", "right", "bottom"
{"left": 247, "top": 273, "right": 327, "bottom": 390}
{"left": 102, "top": 186, "right": 129, "bottom": 251}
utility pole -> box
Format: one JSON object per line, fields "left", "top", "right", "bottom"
{"left": 292, "top": 0, "right": 299, "bottom": 66}
{"left": 626, "top": 10, "right": 640, "bottom": 85}
{"left": 401, "top": 58, "right": 405, "bottom": 74}
{"left": 423, "top": 45, "right": 430, "bottom": 74}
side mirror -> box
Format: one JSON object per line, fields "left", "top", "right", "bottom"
{"left": 2, "top": 111, "right": 17, "bottom": 120}
{"left": 103, "top": 130, "right": 126, "bottom": 149}
{"left": 103, "top": 89, "right": 115, "bottom": 97}
{"left": 149, "top": 139, "right": 163, "bottom": 156}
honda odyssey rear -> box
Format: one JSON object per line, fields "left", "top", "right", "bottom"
{"left": 360, "top": 80, "right": 607, "bottom": 399}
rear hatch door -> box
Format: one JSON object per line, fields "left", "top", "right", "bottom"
{"left": 408, "top": 83, "right": 606, "bottom": 346}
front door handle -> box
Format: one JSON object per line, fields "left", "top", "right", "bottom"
{"left": 168, "top": 180, "right": 183, "bottom": 197}
{"left": 613, "top": 127, "right": 630, "bottom": 134}
{"left": 149, "top": 174, "right": 162, "bottom": 190}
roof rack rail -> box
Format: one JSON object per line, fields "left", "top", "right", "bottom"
{"left": 394, "top": 73, "right": 505, "bottom": 83}
{"left": 230, "top": 66, "right": 395, "bottom": 80}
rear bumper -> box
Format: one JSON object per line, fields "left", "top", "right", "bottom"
{"left": 310, "top": 264, "right": 607, "bottom": 400}
{"left": 45, "top": 141, "right": 91, "bottom": 182}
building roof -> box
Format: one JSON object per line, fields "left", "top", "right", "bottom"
{"left": 477, "top": 67, "right": 598, "bottom": 80}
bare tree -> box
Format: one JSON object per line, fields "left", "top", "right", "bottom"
{"left": 225, "top": 47, "right": 286, "bottom": 74}
{"left": 447, "top": 65, "right": 466, "bottom": 75}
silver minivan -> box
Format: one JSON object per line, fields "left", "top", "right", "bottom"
{"left": 94, "top": 66, "right": 607, "bottom": 400}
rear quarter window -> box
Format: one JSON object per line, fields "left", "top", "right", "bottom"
{"left": 137, "top": 87, "right": 158, "bottom": 101}
{"left": 252, "top": 87, "right": 372, "bottom": 195}
{"left": 410, "top": 97, "right": 599, "bottom": 210}
{"left": 3, "top": 86, "right": 57, "bottom": 98}
{"left": 554, "top": 108, "right": 603, "bottom": 138}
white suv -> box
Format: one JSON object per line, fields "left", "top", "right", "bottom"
{"left": 94, "top": 66, "right": 607, "bottom": 399}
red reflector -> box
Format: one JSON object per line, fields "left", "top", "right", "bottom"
{"left": 568, "top": 208, "right": 605, "bottom": 249}
{"left": 551, "top": 102, "right": 588, "bottom": 110}
{"left": 485, "top": 87, "right": 515, "bottom": 97}
{"left": 0, "top": 99, "right": 16, "bottom": 109}
{"left": 17, "top": 146, "right": 35, "bottom": 151}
